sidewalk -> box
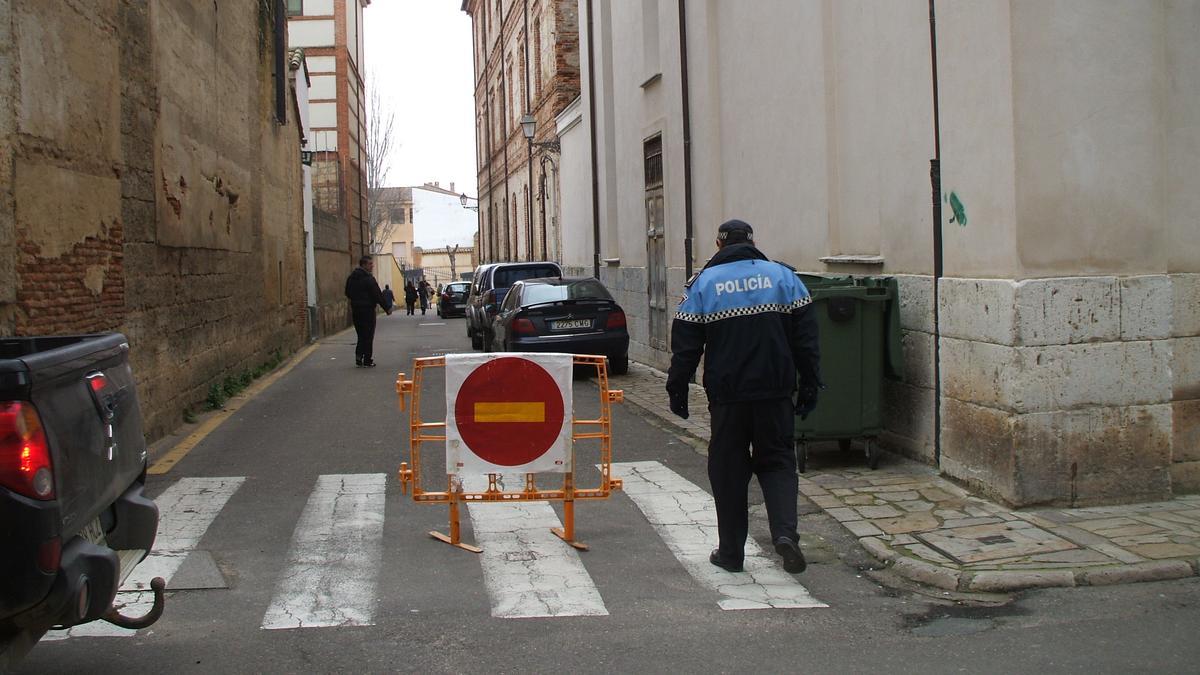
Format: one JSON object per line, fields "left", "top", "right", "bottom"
{"left": 612, "top": 362, "right": 1200, "bottom": 592}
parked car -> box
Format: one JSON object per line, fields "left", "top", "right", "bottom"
{"left": 1, "top": 333, "right": 163, "bottom": 667}
{"left": 466, "top": 261, "right": 562, "bottom": 350}
{"left": 488, "top": 277, "right": 629, "bottom": 375}
{"left": 437, "top": 281, "right": 472, "bottom": 318}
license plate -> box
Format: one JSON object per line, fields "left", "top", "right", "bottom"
{"left": 551, "top": 319, "right": 592, "bottom": 330}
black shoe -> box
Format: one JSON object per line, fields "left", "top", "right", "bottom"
{"left": 363, "top": 359, "right": 377, "bottom": 368}
{"left": 774, "top": 537, "right": 807, "bottom": 574}
{"left": 355, "top": 357, "right": 363, "bottom": 367}
{"left": 709, "top": 549, "right": 743, "bottom": 573}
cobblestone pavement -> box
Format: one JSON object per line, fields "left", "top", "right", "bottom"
{"left": 610, "top": 362, "right": 1200, "bottom": 592}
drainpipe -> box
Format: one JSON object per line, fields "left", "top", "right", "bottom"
{"left": 523, "top": 0, "right": 535, "bottom": 260}
{"left": 501, "top": 30, "right": 511, "bottom": 262}
{"left": 929, "top": 0, "right": 944, "bottom": 466}
{"left": 586, "top": 0, "right": 600, "bottom": 278}
{"left": 677, "top": 0, "right": 694, "bottom": 279}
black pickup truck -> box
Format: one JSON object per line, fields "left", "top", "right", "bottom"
{"left": 1, "top": 333, "right": 164, "bottom": 666}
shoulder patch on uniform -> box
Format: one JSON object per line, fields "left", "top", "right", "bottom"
{"left": 773, "top": 259, "right": 797, "bottom": 272}
{"left": 684, "top": 271, "right": 701, "bottom": 289}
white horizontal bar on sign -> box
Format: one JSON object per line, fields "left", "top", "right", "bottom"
{"left": 610, "top": 461, "right": 827, "bottom": 610}
{"left": 261, "top": 474, "right": 387, "bottom": 630}
{"left": 48, "top": 476, "right": 246, "bottom": 639}
{"left": 462, "top": 474, "right": 607, "bottom": 618}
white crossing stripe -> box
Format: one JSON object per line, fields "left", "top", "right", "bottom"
{"left": 261, "top": 474, "right": 387, "bottom": 630}
{"left": 46, "top": 476, "right": 245, "bottom": 639}
{"left": 465, "top": 475, "right": 607, "bottom": 618}
{"left": 612, "top": 461, "right": 827, "bottom": 610}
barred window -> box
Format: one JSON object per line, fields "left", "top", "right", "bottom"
{"left": 644, "top": 135, "right": 663, "bottom": 188}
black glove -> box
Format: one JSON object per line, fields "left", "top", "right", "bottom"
{"left": 795, "top": 382, "right": 819, "bottom": 420}
{"left": 667, "top": 387, "right": 689, "bottom": 420}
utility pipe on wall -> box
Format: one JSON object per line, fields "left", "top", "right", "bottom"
{"left": 586, "top": 0, "right": 601, "bottom": 279}
{"left": 929, "top": 0, "right": 944, "bottom": 466}
{"left": 677, "top": 0, "right": 695, "bottom": 279}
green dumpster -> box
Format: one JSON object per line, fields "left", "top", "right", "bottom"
{"left": 793, "top": 274, "right": 902, "bottom": 472}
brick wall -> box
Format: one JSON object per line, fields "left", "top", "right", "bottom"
{"left": 1, "top": 0, "right": 308, "bottom": 442}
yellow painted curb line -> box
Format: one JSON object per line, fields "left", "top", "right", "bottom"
{"left": 148, "top": 343, "right": 320, "bottom": 475}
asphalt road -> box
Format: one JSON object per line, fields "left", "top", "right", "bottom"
{"left": 17, "top": 313, "right": 1200, "bottom": 673}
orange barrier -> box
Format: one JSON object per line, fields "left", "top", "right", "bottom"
{"left": 396, "top": 354, "right": 624, "bottom": 553}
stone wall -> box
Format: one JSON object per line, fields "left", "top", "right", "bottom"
{"left": 937, "top": 275, "right": 1197, "bottom": 506}
{"left": 1, "top": 0, "right": 307, "bottom": 441}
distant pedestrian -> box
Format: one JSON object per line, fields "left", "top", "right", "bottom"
{"left": 344, "top": 255, "right": 392, "bottom": 367}
{"left": 418, "top": 279, "right": 431, "bottom": 315}
{"left": 404, "top": 281, "right": 418, "bottom": 315}
{"left": 382, "top": 285, "right": 395, "bottom": 312}
{"left": 666, "top": 219, "right": 821, "bottom": 575}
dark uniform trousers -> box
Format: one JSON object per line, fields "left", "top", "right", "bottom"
{"left": 351, "top": 305, "right": 378, "bottom": 362}
{"left": 708, "top": 396, "right": 799, "bottom": 563}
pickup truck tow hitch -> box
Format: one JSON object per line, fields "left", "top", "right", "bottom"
{"left": 102, "top": 576, "right": 166, "bottom": 629}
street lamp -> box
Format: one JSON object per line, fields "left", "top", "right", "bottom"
{"left": 520, "top": 114, "right": 561, "bottom": 152}
{"left": 459, "top": 193, "right": 479, "bottom": 211}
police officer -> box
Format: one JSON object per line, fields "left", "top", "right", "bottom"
{"left": 344, "top": 255, "right": 392, "bottom": 367}
{"left": 666, "top": 219, "right": 820, "bottom": 574}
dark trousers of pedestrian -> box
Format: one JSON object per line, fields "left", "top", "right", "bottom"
{"left": 420, "top": 298, "right": 428, "bottom": 314}
{"left": 351, "top": 305, "right": 377, "bottom": 364}
{"left": 707, "top": 397, "right": 799, "bottom": 564}
{"left": 406, "top": 301, "right": 415, "bottom": 315}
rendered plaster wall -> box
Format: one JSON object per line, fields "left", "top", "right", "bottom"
{"left": 934, "top": 2, "right": 1199, "bottom": 505}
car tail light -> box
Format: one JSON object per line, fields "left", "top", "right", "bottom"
{"left": 441, "top": 293, "right": 451, "bottom": 303}
{"left": 512, "top": 317, "right": 537, "bottom": 336}
{"left": 606, "top": 310, "right": 627, "bottom": 329}
{"left": 0, "top": 401, "right": 55, "bottom": 500}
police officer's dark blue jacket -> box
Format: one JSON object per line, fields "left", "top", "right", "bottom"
{"left": 666, "top": 242, "right": 821, "bottom": 405}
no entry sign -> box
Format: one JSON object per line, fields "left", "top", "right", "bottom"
{"left": 445, "top": 353, "right": 574, "bottom": 475}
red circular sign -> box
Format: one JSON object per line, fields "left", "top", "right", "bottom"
{"left": 454, "top": 357, "right": 566, "bottom": 466}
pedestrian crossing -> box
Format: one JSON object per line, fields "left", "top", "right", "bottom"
{"left": 47, "top": 461, "right": 824, "bottom": 640}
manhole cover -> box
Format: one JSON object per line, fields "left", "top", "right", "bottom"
{"left": 915, "top": 523, "right": 1077, "bottom": 564}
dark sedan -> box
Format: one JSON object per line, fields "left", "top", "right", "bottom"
{"left": 437, "top": 281, "right": 471, "bottom": 318}
{"left": 488, "top": 277, "right": 629, "bottom": 374}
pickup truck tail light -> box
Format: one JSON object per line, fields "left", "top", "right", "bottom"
{"left": 606, "top": 310, "right": 627, "bottom": 330}
{"left": 484, "top": 290, "right": 497, "bottom": 315}
{"left": 0, "top": 400, "right": 55, "bottom": 500}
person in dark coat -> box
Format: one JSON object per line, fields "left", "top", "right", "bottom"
{"left": 404, "top": 281, "right": 418, "bottom": 315}
{"left": 344, "top": 256, "right": 391, "bottom": 367}
{"left": 382, "top": 285, "right": 395, "bottom": 311}
{"left": 417, "top": 279, "right": 431, "bottom": 315}
{"left": 666, "top": 219, "right": 821, "bottom": 575}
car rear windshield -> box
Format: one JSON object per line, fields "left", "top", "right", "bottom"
{"left": 494, "top": 265, "right": 560, "bottom": 288}
{"left": 521, "top": 280, "right": 612, "bottom": 306}
{"left": 447, "top": 284, "right": 469, "bottom": 293}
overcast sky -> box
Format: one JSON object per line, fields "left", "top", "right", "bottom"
{"left": 364, "top": 1, "right": 478, "bottom": 199}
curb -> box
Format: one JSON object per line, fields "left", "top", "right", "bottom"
{"left": 858, "top": 542, "right": 1200, "bottom": 593}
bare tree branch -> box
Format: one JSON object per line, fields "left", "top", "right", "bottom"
{"left": 366, "top": 74, "right": 398, "bottom": 254}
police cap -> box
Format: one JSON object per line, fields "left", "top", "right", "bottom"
{"left": 717, "top": 219, "right": 754, "bottom": 243}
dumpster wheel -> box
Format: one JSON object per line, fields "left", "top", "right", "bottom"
{"left": 794, "top": 440, "right": 807, "bottom": 474}
{"left": 865, "top": 439, "right": 879, "bottom": 470}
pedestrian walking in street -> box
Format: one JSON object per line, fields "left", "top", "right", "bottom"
{"left": 418, "top": 278, "right": 431, "bottom": 315}
{"left": 666, "top": 219, "right": 821, "bottom": 574}
{"left": 344, "top": 255, "right": 392, "bottom": 367}
{"left": 404, "top": 281, "right": 418, "bottom": 315}
{"left": 382, "top": 285, "right": 395, "bottom": 312}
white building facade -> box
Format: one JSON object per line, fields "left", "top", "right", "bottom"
{"left": 567, "top": 0, "right": 1200, "bottom": 507}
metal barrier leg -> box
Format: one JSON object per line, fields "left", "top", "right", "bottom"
{"left": 552, "top": 472, "right": 589, "bottom": 551}
{"left": 430, "top": 484, "right": 482, "bottom": 553}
